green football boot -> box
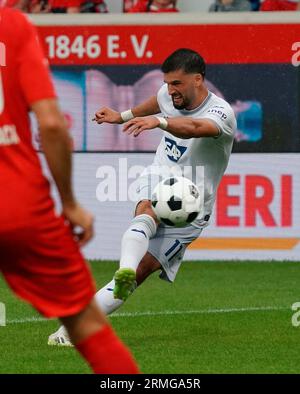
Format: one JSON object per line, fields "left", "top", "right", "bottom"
{"left": 113, "top": 268, "right": 136, "bottom": 301}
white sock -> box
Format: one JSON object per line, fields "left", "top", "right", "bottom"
{"left": 119, "top": 214, "right": 157, "bottom": 271}
{"left": 94, "top": 279, "right": 124, "bottom": 315}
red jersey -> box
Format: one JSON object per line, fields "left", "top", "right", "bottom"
{"left": 0, "top": 8, "right": 56, "bottom": 228}
{"left": 260, "top": 0, "right": 298, "bottom": 10}
{"left": 0, "top": 0, "right": 39, "bottom": 11}
{"left": 49, "top": 0, "right": 82, "bottom": 8}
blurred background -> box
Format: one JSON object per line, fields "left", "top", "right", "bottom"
{"left": 7, "top": 0, "right": 299, "bottom": 261}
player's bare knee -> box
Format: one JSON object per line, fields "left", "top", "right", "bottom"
{"left": 135, "top": 200, "right": 159, "bottom": 223}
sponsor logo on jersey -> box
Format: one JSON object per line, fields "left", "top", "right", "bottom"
{"left": 164, "top": 137, "right": 187, "bottom": 162}
{"left": 0, "top": 125, "right": 20, "bottom": 146}
{"left": 207, "top": 106, "right": 227, "bottom": 120}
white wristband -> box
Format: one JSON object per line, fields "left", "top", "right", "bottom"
{"left": 120, "top": 109, "right": 134, "bottom": 123}
{"left": 155, "top": 116, "right": 168, "bottom": 130}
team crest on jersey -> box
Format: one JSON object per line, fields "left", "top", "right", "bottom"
{"left": 164, "top": 137, "right": 187, "bottom": 162}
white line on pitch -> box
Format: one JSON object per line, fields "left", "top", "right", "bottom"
{"left": 7, "top": 316, "right": 46, "bottom": 324}
{"left": 111, "top": 306, "right": 288, "bottom": 318}
{"left": 5, "top": 306, "right": 288, "bottom": 325}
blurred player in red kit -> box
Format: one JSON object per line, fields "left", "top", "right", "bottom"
{"left": 0, "top": 6, "right": 139, "bottom": 374}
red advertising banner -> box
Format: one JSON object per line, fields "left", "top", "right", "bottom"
{"left": 36, "top": 24, "right": 300, "bottom": 65}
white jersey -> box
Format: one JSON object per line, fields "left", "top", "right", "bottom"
{"left": 145, "top": 84, "right": 236, "bottom": 228}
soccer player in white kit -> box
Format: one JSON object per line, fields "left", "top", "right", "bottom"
{"left": 48, "top": 48, "right": 236, "bottom": 346}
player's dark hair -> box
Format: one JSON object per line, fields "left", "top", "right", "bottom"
{"left": 146, "top": 0, "right": 177, "bottom": 11}
{"left": 161, "top": 48, "right": 206, "bottom": 77}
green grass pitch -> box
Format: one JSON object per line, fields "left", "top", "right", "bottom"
{"left": 0, "top": 260, "right": 299, "bottom": 374}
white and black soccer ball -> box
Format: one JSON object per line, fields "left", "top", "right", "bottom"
{"left": 151, "top": 176, "right": 201, "bottom": 227}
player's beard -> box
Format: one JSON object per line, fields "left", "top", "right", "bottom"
{"left": 171, "top": 94, "right": 189, "bottom": 110}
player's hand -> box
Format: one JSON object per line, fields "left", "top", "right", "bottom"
{"left": 62, "top": 202, "right": 94, "bottom": 247}
{"left": 123, "top": 116, "right": 160, "bottom": 137}
{"left": 92, "top": 107, "right": 123, "bottom": 124}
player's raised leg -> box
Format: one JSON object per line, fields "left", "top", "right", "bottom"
{"left": 98, "top": 251, "right": 162, "bottom": 311}
{"left": 48, "top": 252, "right": 162, "bottom": 347}
{"left": 113, "top": 200, "right": 158, "bottom": 301}
{"left": 48, "top": 199, "right": 160, "bottom": 346}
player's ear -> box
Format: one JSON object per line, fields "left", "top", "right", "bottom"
{"left": 194, "top": 73, "right": 203, "bottom": 87}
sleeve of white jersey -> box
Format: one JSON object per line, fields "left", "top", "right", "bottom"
{"left": 202, "top": 104, "right": 236, "bottom": 139}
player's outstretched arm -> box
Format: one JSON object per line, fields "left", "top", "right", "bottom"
{"left": 123, "top": 116, "right": 219, "bottom": 139}
{"left": 93, "top": 107, "right": 123, "bottom": 124}
{"left": 130, "top": 95, "right": 161, "bottom": 117}
{"left": 93, "top": 96, "right": 160, "bottom": 125}
{"left": 32, "top": 98, "right": 94, "bottom": 246}
{"left": 159, "top": 117, "right": 220, "bottom": 138}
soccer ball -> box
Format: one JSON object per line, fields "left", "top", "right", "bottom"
{"left": 151, "top": 176, "right": 201, "bottom": 227}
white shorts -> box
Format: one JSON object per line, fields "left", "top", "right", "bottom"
{"left": 135, "top": 172, "right": 209, "bottom": 282}
{"left": 148, "top": 225, "right": 203, "bottom": 282}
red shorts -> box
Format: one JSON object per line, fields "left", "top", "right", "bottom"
{"left": 0, "top": 200, "right": 96, "bottom": 318}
